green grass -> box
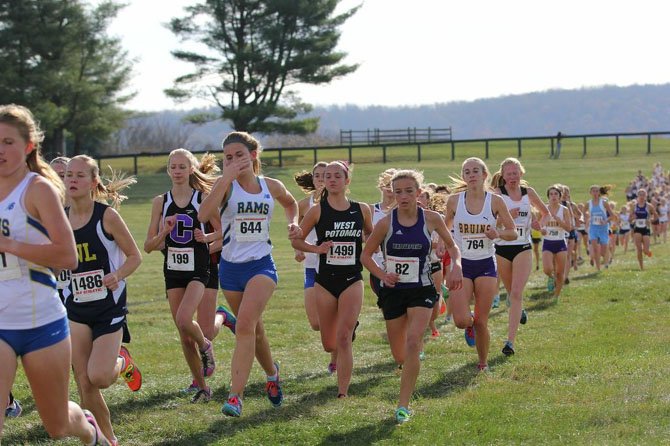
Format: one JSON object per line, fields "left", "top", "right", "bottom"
{"left": 4, "top": 145, "right": 670, "bottom": 445}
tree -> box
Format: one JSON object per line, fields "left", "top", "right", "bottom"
{"left": 0, "top": 0, "right": 133, "bottom": 157}
{"left": 167, "top": 0, "right": 359, "bottom": 134}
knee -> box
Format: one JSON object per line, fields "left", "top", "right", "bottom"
{"left": 336, "top": 331, "right": 352, "bottom": 351}
{"left": 405, "top": 335, "right": 423, "bottom": 355}
{"left": 175, "top": 316, "right": 193, "bottom": 334}
{"left": 88, "top": 368, "right": 115, "bottom": 389}
{"left": 473, "top": 317, "right": 488, "bottom": 332}
{"left": 453, "top": 314, "right": 472, "bottom": 329}
{"left": 235, "top": 319, "right": 256, "bottom": 338}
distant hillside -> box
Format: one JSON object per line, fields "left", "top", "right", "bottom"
{"left": 119, "top": 83, "right": 670, "bottom": 151}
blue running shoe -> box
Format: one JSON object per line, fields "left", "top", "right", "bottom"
{"left": 491, "top": 294, "right": 500, "bottom": 309}
{"left": 395, "top": 406, "right": 411, "bottom": 424}
{"left": 502, "top": 341, "right": 515, "bottom": 356}
{"left": 266, "top": 362, "right": 283, "bottom": 407}
{"left": 181, "top": 379, "right": 200, "bottom": 394}
{"left": 520, "top": 309, "right": 528, "bottom": 325}
{"left": 217, "top": 305, "right": 236, "bottom": 334}
{"left": 464, "top": 325, "right": 476, "bottom": 347}
{"left": 5, "top": 398, "right": 21, "bottom": 418}
{"left": 83, "top": 409, "right": 112, "bottom": 446}
{"left": 222, "top": 395, "right": 243, "bottom": 417}
{"left": 547, "top": 277, "right": 555, "bottom": 292}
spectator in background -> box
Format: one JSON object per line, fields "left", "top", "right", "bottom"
{"left": 554, "top": 132, "right": 563, "bottom": 159}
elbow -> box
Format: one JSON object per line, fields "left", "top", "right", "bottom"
{"left": 63, "top": 253, "right": 78, "bottom": 271}
{"left": 143, "top": 243, "right": 152, "bottom": 254}
{"left": 197, "top": 209, "right": 209, "bottom": 224}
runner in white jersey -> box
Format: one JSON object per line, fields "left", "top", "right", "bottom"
{"left": 199, "top": 131, "right": 301, "bottom": 418}
{"left": 658, "top": 197, "right": 668, "bottom": 243}
{"left": 368, "top": 168, "right": 397, "bottom": 299}
{"left": 445, "top": 157, "right": 516, "bottom": 372}
{"left": 293, "top": 162, "right": 337, "bottom": 372}
{"left": 541, "top": 186, "right": 572, "bottom": 299}
{"left": 491, "top": 158, "right": 549, "bottom": 356}
{"left": 617, "top": 204, "right": 632, "bottom": 254}
{"left": 560, "top": 185, "right": 582, "bottom": 282}
{"left": 0, "top": 104, "right": 111, "bottom": 445}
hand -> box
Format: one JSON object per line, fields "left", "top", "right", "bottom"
{"left": 484, "top": 226, "right": 499, "bottom": 240}
{"left": 382, "top": 272, "right": 400, "bottom": 287}
{"left": 163, "top": 215, "right": 177, "bottom": 235}
{"left": 287, "top": 223, "right": 302, "bottom": 240}
{"left": 315, "top": 240, "right": 333, "bottom": 254}
{"left": 446, "top": 265, "right": 463, "bottom": 290}
{"left": 531, "top": 220, "right": 541, "bottom": 231}
{"left": 222, "top": 157, "right": 247, "bottom": 183}
{"left": 541, "top": 228, "right": 547, "bottom": 236}
{"left": 294, "top": 250, "right": 305, "bottom": 262}
{"left": 194, "top": 228, "right": 207, "bottom": 243}
{"left": 103, "top": 272, "right": 119, "bottom": 291}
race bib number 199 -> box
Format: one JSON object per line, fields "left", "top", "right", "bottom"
{"left": 167, "top": 247, "right": 194, "bottom": 271}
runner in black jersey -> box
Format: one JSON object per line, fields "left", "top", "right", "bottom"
{"left": 292, "top": 161, "right": 373, "bottom": 398}
{"left": 64, "top": 155, "right": 142, "bottom": 445}
{"left": 144, "top": 149, "right": 230, "bottom": 403}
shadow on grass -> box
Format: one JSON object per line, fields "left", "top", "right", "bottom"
{"left": 316, "top": 418, "right": 398, "bottom": 446}
{"left": 153, "top": 373, "right": 392, "bottom": 446}
{"left": 416, "top": 355, "right": 508, "bottom": 400}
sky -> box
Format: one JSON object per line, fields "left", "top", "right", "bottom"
{"left": 106, "top": 0, "right": 670, "bottom": 112}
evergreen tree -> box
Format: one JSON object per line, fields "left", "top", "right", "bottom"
{"left": 0, "top": 0, "right": 133, "bottom": 156}
{"left": 167, "top": 0, "right": 359, "bottom": 134}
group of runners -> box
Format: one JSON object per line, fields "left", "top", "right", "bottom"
{"left": 0, "top": 103, "right": 664, "bottom": 445}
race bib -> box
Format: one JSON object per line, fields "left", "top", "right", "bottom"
{"left": 72, "top": 269, "right": 107, "bottom": 303}
{"left": 56, "top": 269, "right": 71, "bottom": 290}
{"left": 167, "top": 247, "right": 195, "bottom": 271}
{"left": 548, "top": 229, "right": 560, "bottom": 238}
{"left": 386, "top": 255, "right": 419, "bottom": 283}
{"left": 461, "top": 236, "right": 491, "bottom": 256}
{"left": 592, "top": 215, "right": 605, "bottom": 225}
{"left": 620, "top": 221, "right": 630, "bottom": 230}
{"left": 326, "top": 241, "right": 356, "bottom": 265}
{"left": 635, "top": 219, "right": 647, "bottom": 228}
{"left": 0, "top": 252, "right": 21, "bottom": 281}
{"left": 235, "top": 215, "right": 269, "bottom": 242}
{"left": 515, "top": 225, "right": 527, "bottom": 240}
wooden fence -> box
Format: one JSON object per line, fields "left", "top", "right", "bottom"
{"left": 96, "top": 130, "right": 670, "bottom": 175}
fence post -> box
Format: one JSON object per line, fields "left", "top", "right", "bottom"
{"left": 313, "top": 148, "right": 318, "bottom": 165}
{"left": 647, "top": 134, "right": 651, "bottom": 154}
{"left": 133, "top": 155, "right": 138, "bottom": 176}
{"left": 582, "top": 137, "right": 587, "bottom": 157}
{"left": 417, "top": 143, "right": 422, "bottom": 162}
{"left": 550, "top": 138, "right": 554, "bottom": 158}
{"left": 615, "top": 135, "right": 620, "bottom": 156}
{"left": 451, "top": 141, "right": 455, "bottom": 161}
{"left": 485, "top": 140, "right": 489, "bottom": 159}
{"left": 278, "top": 149, "right": 283, "bottom": 168}
{"left": 517, "top": 139, "right": 522, "bottom": 158}
{"left": 382, "top": 145, "right": 387, "bottom": 164}
{"left": 428, "top": 127, "right": 432, "bottom": 142}
{"left": 348, "top": 145, "right": 353, "bottom": 164}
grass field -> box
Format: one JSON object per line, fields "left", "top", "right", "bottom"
{"left": 4, "top": 146, "right": 670, "bottom": 445}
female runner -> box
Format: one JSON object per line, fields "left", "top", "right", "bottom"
{"left": 629, "top": 189, "right": 656, "bottom": 270}
{"left": 541, "top": 186, "right": 572, "bottom": 299}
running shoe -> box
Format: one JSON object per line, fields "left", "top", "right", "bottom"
{"left": 200, "top": 339, "right": 216, "bottom": 377}
{"left": 502, "top": 341, "right": 515, "bottom": 356}
{"left": 327, "top": 362, "right": 337, "bottom": 374}
{"left": 477, "top": 363, "right": 489, "bottom": 373}
{"left": 4, "top": 398, "right": 22, "bottom": 418}
{"left": 431, "top": 328, "right": 439, "bottom": 339}
{"left": 491, "top": 294, "right": 500, "bottom": 309}
{"left": 191, "top": 387, "right": 212, "bottom": 404}
{"left": 646, "top": 251, "right": 653, "bottom": 258}
{"left": 547, "top": 277, "right": 555, "bottom": 292}
{"left": 216, "top": 305, "right": 237, "bottom": 334}
{"left": 83, "top": 409, "right": 111, "bottom": 446}
{"left": 395, "top": 406, "right": 411, "bottom": 424}
{"left": 119, "top": 346, "right": 142, "bottom": 392}
{"left": 181, "top": 379, "right": 200, "bottom": 394}
{"left": 464, "top": 325, "right": 476, "bottom": 347}
{"left": 564, "top": 277, "right": 570, "bottom": 285}
{"left": 352, "top": 320, "right": 360, "bottom": 342}
{"left": 222, "top": 395, "right": 243, "bottom": 417}
{"left": 520, "top": 309, "right": 528, "bottom": 325}
{"left": 444, "top": 314, "right": 452, "bottom": 324}
{"left": 266, "top": 362, "right": 283, "bottom": 407}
